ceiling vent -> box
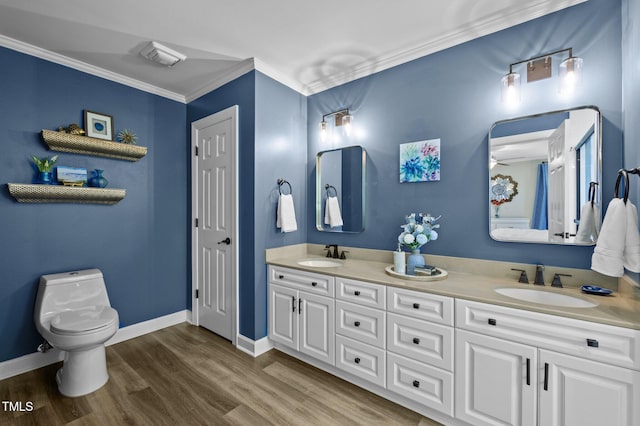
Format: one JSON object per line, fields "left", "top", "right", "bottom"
{"left": 140, "top": 41, "right": 186, "bottom": 67}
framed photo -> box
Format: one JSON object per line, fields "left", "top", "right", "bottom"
{"left": 84, "top": 110, "right": 114, "bottom": 140}
{"left": 400, "top": 138, "right": 441, "bottom": 183}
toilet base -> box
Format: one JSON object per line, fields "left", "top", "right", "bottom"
{"left": 56, "top": 344, "right": 109, "bottom": 397}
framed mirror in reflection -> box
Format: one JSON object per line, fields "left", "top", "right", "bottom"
{"left": 489, "top": 106, "right": 601, "bottom": 245}
{"left": 316, "top": 146, "right": 366, "bottom": 233}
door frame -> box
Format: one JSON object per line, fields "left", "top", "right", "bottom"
{"left": 191, "top": 105, "right": 239, "bottom": 346}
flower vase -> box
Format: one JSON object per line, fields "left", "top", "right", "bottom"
{"left": 88, "top": 169, "right": 108, "bottom": 188}
{"left": 406, "top": 249, "right": 426, "bottom": 275}
{"left": 37, "top": 171, "right": 54, "bottom": 185}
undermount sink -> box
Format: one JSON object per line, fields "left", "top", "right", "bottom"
{"left": 495, "top": 288, "right": 598, "bottom": 308}
{"left": 297, "top": 258, "right": 343, "bottom": 268}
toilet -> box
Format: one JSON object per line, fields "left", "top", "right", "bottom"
{"left": 34, "top": 269, "right": 119, "bottom": 397}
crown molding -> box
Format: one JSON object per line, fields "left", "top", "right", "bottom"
{"left": 304, "top": 0, "right": 587, "bottom": 95}
{"left": 184, "top": 58, "right": 257, "bottom": 103}
{"left": 0, "top": 34, "right": 186, "bottom": 103}
{"left": 253, "top": 58, "right": 309, "bottom": 95}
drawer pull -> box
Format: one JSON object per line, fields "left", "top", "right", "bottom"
{"left": 412, "top": 380, "right": 420, "bottom": 388}
{"left": 354, "top": 357, "right": 361, "bottom": 364}
{"left": 488, "top": 318, "right": 497, "bottom": 326}
{"left": 413, "top": 302, "right": 420, "bottom": 309}
{"left": 298, "top": 298, "right": 302, "bottom": 314}
{"left": 278, "top": 274, "right": 284, "bottom": 279}
{"left": 311, "top": 282, "right": 318, "bottom": 287}
{"left": 526, "top": 358, "right": 530, "bottom": 386}
{"left": 354, "top": 290, "right": 361, "bottom": 296}
{"left": 292, "top": 296, "right": 296, "bottom": 313}
{"left": 586, "top": 338, "right": 599, "bottom": 348}
{"left": 354, "top": 321, "right": 361, "bottom": 327}
{"left": 543, "top": 362, "right": 549, "bottom": 391}
{"left": 412, "top": 337, "right": 420, "bottom": 344}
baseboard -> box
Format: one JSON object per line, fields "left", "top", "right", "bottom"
{"left": 0, "top": 310, "right": 190, "bottom": 381}
{"left": 235, "top": 335, "right": 274, "bottom": 357}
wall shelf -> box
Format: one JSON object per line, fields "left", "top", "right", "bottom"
{"left": 7, "top": 183, "right": 126, "bottom": 205}
{"left": 41, "top": 129, "right": 147, "bottom": 161}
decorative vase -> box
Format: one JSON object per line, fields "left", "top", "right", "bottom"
{"left": 37, "top": 171, "right": 54, "bottom": 185}
{"left": 406, "top": 249, "right": 426, "bottom": 275}
{"left": 494, "top": 205, "right": 500, "bottom": 218}
{"left": 88, "top": 169, "right": 108, "bottom": 188}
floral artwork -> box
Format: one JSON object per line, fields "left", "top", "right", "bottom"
{"left": 400, "top": 139, "right": 440, "bottom": 183}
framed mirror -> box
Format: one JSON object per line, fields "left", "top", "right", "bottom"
{"left": 316, "top": 146, "right": 366, "bottom": 233}
{"left": 489, "top": 106, "right": 601, "bottom": 245}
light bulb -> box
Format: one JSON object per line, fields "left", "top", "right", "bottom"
{"left": 559, "top": 56, "right": 583, "bottom": 97}
{"left": 342, "top": 114, "right": 353, "bottom": 136}
{"left": 320, "top": 120, "right": 327, "bottom": 142}
{"left": 501, "top": 72, "right": 521, "bottom": 108}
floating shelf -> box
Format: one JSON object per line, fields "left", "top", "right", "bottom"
{"left": 41, "top": 129, "right": 147, "bottom": 161}
{"left": 7, "top": 183, "right": 126, "bottom": 205}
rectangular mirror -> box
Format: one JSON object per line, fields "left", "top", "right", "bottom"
{"left": 489, "top": 106, "right": 601, "bottom": 245}
{"left": 316, "top": 146, "right": 366, "bottom": 233}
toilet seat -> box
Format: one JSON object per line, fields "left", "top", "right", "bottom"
{"left": 50, "top": 306, "right": 118, "bottom": 336}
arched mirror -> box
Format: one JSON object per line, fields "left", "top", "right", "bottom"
{"left": 489, "top": 106, "right": 601, "bottom": 245}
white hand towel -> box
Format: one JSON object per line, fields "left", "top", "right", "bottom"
{"left": 324, "top": 196, "right": 343, "bottom": 228}
{"left": 624, "top": 201, "right": 640, "bottom": 272}
{"left": 276, "top": 194, "right": 297, "bottom": 233}
{"left": 591, "top": 198, "right": 626, "bottom": 277}
{"left": 575, "top": 202, "right": 598, "bottom": 244}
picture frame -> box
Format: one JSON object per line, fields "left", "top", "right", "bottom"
{"left": 84, "top": 110, "right": 114, "bottom": 140}
{"left": 399, "top": 138, "right": 441, "bottom": 183}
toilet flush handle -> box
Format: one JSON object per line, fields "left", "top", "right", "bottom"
{"left": 217, "top": 237, "right": 231, "bottom": 245}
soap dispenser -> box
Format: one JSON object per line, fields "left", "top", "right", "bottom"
{"left": 394, "top": 244, "right": 406, "bottom": 275}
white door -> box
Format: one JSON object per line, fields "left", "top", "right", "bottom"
{"left": 539, "top": 349, "right": 640, "bottom": 426}
{"left": 192, "top": 106, "right": 237, "bottom": 342}
{"left": 455, "top": 329, "right": 537, "bottom": 426}
{"left": 299, "top": 292, "right": 335, "bottom": 365}
{"left": 548, "top": 122, "right": 566, "bottom": 242}
{"left": 268, "top": 283, "right": 298, "bottom": 350}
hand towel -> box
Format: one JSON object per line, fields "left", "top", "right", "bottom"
{"left": 276, "top": 194, "right": 297, "bottom": 233}
{"left": 624, "top": 200, "right": 640, "bottom": 272}
{"left": 591, "top": 198, "right": 626, "bottom": 277}
{"left": 575, "top": 202, "right": 598, "bottom": 244}
{"left": 324, "top": 196, "right": 343, "bottom": 228}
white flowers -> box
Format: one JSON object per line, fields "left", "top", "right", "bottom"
{"left": 398, "top": 212, "right": 440, "bottom": 250}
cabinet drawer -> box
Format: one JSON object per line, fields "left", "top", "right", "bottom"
{"left": 387, "top": 313, "right": 453, "bottom": 371}
{"left": 336, "top": 277, "right": 385, "bottom": 309}
{"left": 269, "top": 265, "right": 334, "bottom": 297}
{"left": 335, "top": 335, "right": 385, "bottom": 387}
{"left": 336, "top": 301, "right": 385, "bottom": 348}
{"left": 387, "top": 353, "right": 454, "bottom": 417}
{"left": 456, "top": 299, "right": 640, "bottom": 370}
{"left": 387, "top": 287, "right": 454, "bottom": 326}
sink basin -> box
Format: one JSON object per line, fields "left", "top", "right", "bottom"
{"left": 297, "top": 258, "right": 343, "bottom": 268}
{"left": 495, "top": 288, "right": 598, "bottom": 308}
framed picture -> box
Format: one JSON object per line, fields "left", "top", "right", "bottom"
{"left": 400, "top": 138, "right": 441, "bottom": 183}
{"left": 84, "top": 110, "right": 114, "bottom": 140}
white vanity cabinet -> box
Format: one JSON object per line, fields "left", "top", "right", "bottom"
{"left": 455, "top": 299, "right": 640, "bottom": 426}
{"left": 268, "top": 267, "right": 335, "bottom": 365}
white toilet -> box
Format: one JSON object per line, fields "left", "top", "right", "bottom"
{"left": 34, "top": 268, "right": 119, "bottom": 397}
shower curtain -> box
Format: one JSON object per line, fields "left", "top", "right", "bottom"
{"left": 531, "top": 162, "right": 548, "bottom": 230}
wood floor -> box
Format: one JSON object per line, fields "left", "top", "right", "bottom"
{"left": 0, "top": 323, "right": 443, "bottom": 425}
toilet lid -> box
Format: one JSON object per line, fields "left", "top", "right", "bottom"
{"left": 50, "top": 306, "right": 118, "bottom": 335}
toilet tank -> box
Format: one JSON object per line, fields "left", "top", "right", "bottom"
{"left": 35, "top": 269, "right": 112, "bottom": 318}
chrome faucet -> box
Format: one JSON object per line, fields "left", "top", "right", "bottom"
{"left": 534, "top": 264, "right": 545, "bottom": 285}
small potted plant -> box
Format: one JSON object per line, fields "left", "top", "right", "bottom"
{"left": 31, "top": 155, "right": 58, "bottom": 185}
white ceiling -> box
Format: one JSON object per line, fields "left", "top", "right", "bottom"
{"left": 0, "top": 0, "right": 586, "bottom": 102}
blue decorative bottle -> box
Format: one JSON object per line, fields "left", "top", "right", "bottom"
{"left": 88, "top": 169, "right": 108, "bottom": 188}
{"left": 406, "top": 249, "right": 426, "bottom": 275}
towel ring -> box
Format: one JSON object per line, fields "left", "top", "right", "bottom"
{"left": 614, "top": 169, "right": 629, "bottom": 204}
{"left": 277, "top": 178, "right": 292, "bottom": 195}
{"left": 325, "top": 184, "right": 338, "bottom": 197}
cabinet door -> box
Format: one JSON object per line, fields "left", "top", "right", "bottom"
{"left": 299, "top": 291, "right": 335, "bottom": 365}
{"left": 539, "top": 349, "right": 640, "bottom": 426}
{"left": 268, "top": 283, "right": 298, "bottom": 350}
{"left": 455, "top": 330, "right": 537, "bottom": 426}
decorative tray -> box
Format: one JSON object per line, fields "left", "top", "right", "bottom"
{"left": 384, "top": 265, "right": 448, "bottom": 282}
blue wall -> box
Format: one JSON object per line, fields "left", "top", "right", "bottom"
{"left": 0, "top": 47, "right": 187, "bottom": 362}
{"left": 307, "top": 0, "right": 622, "bottom": 270}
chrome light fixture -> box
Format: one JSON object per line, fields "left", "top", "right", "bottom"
{"left": 501, "top": 48, "right": 582, "bottom": 104}
{"left": 140, "top": 41, "right": 187, "bottom": 67}
{"left": 320, "top": 109, "right": 353, "bottom": 141}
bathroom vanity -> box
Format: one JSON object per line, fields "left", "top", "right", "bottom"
{"left": 266, "top": 245, "right": 640, "bottom": 426}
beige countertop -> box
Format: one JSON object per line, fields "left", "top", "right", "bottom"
{"left": 266, "top": 244, "right": 640, "bottom": 330}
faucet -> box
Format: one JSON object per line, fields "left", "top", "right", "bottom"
{"left": 325, "top": 244, "right": 339, "bottom": 258}
{"left": 534, "top": 264, "right": 545, "bottom": 285}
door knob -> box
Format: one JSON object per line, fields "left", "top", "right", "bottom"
{"left": 217, "top": 237, "right": 231, "bottom": 245}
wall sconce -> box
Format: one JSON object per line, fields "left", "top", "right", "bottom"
{"left": 320, "top": 109, "right": 353, "bottom": 141}
{"left": 501, "top": 48, "right": 583, "bottom": 106}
